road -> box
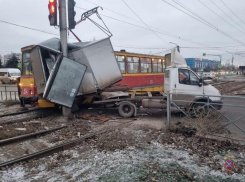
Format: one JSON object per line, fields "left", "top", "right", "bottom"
{"left": 222, "top": 97, "right": 245, "bottom": 140}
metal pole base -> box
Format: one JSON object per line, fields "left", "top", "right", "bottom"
{"left": 62, "top": 106, "right": 71, "bottom": 117}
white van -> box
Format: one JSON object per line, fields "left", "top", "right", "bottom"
{"left": 0, "top": 68, "right": 21, "bottom": 84}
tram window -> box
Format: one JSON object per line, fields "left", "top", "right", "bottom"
{"left": 116, "top": 55, "right": 125, "bottom": 73}
{"left": 127, "top": 56, "right": 139, "bottom": 73}
{"left": 152, "top": 58, "right": 163, "bottom": 73}
{"left": 22, "top": 52, "right": 33, "bottom": 76}
{"left": 140, "top": 57, "right": 152, "bottom": 73}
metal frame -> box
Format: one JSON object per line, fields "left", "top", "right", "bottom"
{"left": 0, "top": 86, "right": 18, "bottom": 101}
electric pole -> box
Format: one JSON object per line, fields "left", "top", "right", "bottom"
{"left": 59, "top": 0, "right": 71, "bottom": 117}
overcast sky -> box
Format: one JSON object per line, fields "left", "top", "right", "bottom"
{"left": 0, "top": 0, "right": 245, "bottom": 66}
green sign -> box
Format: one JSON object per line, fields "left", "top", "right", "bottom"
{"left": 17, "top": 63, "right": 20, "bottom": 68}
{"left": 203, "top": 53, "right": 206, "bottom": 56}
{"left": 218, "top": 64, "right": 222, "bottom": 68}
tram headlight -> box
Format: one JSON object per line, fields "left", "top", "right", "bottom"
{"left": 30, "top": 90, "right": 33, "bottom": 95}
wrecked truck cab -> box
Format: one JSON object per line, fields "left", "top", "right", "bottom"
{"left": 22, "top": 37, "right": 122, "bottom": 108}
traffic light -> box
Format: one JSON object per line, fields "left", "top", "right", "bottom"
{"left": 48, "top": 0, "right": 57, "bottom": 26}
{"left": 68, "top": 0, "right": 76, "bottom": 29}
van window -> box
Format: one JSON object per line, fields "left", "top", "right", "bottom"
{"left": 10, "top": 73, "right": 20, "bottom": 76}
{"left": 190, "top": 71, "right": 199, "bottom": 85}
{"left": 0, "top": 72, "right": 8, "bottom": 77}
{"left": 179, "top": 69, "right": 190, "bottom": 84}
{"left": 22, "top": 52, "right": 33, "bottom": 76}
{"left": 179, "top": 69, "right": 199, "bottom": 85}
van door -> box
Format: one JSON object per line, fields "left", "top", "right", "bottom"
{"left": 174, "top": 69, "right": 202, "bottom": 106}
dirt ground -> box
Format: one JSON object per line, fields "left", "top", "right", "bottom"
{"left": 0, "top": 103, "right": 245, "bottom": 181}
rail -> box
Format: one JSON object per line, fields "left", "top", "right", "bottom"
{"left": 0, "top": 119, "right": 136, "bottom": 169}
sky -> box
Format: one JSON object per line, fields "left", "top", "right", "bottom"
{"left": 0, "top": 0, "right": 245, "bottom": 66}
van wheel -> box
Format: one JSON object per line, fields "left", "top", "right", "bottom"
{"left": 190, "top": 102, "right": 209, "bottom": 118}
{"left": 118, "top": 102, "right": 135, "bottom": 118}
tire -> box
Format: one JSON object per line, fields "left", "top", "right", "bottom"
{"left": 190, "top": 102, "right": 208, "bottom": 118}
{"left": 118, "top": 102, "right": 135, "bottom": 118}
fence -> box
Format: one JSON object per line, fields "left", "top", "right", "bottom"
{"left": 166, "top": 91, "right": 245, "bottom": 142}
{"left": 0, "top": 86, "right": 19, "bottom": 101}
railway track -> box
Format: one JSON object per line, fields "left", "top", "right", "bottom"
{"left": 0, "top": 125, "right": 67, "bottom": 146}
{"left": 0, "top": 119, "right": 136, "bottom": 169}
{"left": 0, "top": 108, "right": 50, "bottom": 118}
{"left": 0, "top": 108, "right": 58, "bottom": 125}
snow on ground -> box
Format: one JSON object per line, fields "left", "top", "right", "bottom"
{"left": 1, "top": 142, "right": 244, "bottom": 182}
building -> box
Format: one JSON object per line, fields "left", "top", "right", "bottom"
{"left": 185, "top": 58, "right": 221, "bottom": 70}
{"left": 3, "top": 53, "right": 21, "bottom": 65}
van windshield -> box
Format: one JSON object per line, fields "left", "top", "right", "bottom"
{"left": 22, "top": 52, "right": 33, "bottom": 76}
{"left": 10, "top": 73, "right": 20, "bottom": 76}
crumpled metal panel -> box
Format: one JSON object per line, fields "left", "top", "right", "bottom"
{"left": 68, "top": 37, "right": 122, "bottom": 95}
{"left": 100, "top": 91, "right": 129, "bottom": 100}
{"left": 45, "top": 57, "right": 87, "bottom": 108}
{"left": 82, "top": 38, "right": 122, "bottom": 90}
{"left": 37, "top": 38, "right": 61, "bottom": 53}
{"left": 68, "top": 49, "right": 97, "bottom": 95}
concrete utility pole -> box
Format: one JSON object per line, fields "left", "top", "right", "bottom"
{"left": 226, "top": 52, "right": 235, "bottom": 67}
{"left": 59, "top": 0, "right": 71, "bottom": 117}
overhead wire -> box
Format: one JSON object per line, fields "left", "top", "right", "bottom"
{"left": 220, "top": 0, "right": 245, "bottom": 27}
{"left": 197, "top": 0, "right": 245, "bottom": 35}
{"left": 121, "top": 0, "right": 169, "bottom": 45}
{"left": 75, "top": 5, "right": 208, "bottom": 47}
{"left": 82, "top": 0, "right": 190, "bottom": 41}
{"left": 162, "top": 0, "right": 245, "bottom": 46}
{"left": 210, "top": 0, "right": 245, "bottom": 32}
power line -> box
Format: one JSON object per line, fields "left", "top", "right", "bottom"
{"left": 220, "top": 0, "right": 245, "bottom": 27}
{"left": 154, "top": 49, "right": 172, "bottom": 55}
{"left": 82, "top": 0, "right": 187, "bottom": 39}
{"left": 210, "top": 0, "right": 245, "bottom": 32}
{"left": 162, "top": 0, "right": 245, "bottom": 46}
{"left": 0, "top": 19, "right": 60, "bottom": 37}
{"left": 75, "top": 6, "right": 208, "bottom": 47}
{"left": 197, "top": 0, "right": 245, "bottom": 35}
{"left": 121, "top": 0, "right": 169, "bottom": 45}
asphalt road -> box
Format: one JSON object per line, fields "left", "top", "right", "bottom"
{"left": 222, "top": 97, "right": 245, "bottom": 140}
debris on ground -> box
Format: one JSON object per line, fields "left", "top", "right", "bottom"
{"left": 76, "top": 114, "right": 109, "bottom": 123}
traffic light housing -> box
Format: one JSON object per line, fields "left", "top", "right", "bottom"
{"left": 68, "top": 0, "right": 76, "bottom": 29}
{"left": 48, "top": 0, "right": 57, "bottom": 26}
